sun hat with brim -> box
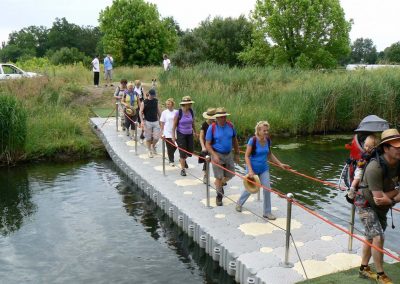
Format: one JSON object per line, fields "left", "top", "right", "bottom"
{"left": 202, "top": 108, "right": 216, "bottom": 119}
{"left": 379, "top": 128, "right": 400, "bottom": 147}
{"left": 243, "top": 174, "right": 261, "bottom": 194}
{"left": 180, "top": 96, "right": 195, "bottom": 105}
{"left": 213, "top": 107, "right": 230, "bottom": 118}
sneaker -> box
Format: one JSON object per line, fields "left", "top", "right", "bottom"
{"left": 263, "top": 213, "right": 277, "bottom": 220}
{"left": 235, "top": 204, "right": 242, "bottom": 212}
{"left": 152, "top": 146, "right": 157, "bottom": 155}
{"left": 185, "top": 161, "right": 189, "bottom": 168}
{"left": 140, "top": 139, "right": 144, "bottom": 144}
{"left": 122, "top": 127, "right": 126, "bottom": 131}
{"left": 148, "top": 150, "right": 153, "bottom": 158}
{"left": 216, "top": 195, "right": 223, "bottom": 206}
{"left": 169, "top": 162, "right": 175, "bottom": 167}
{"left": 376, "top": 274, "right": 392, "bottom": 284}
{"left": 203, "top": 175, "right": 207, "bottom": 184}
{"left": 359, "top": 266, "right": 377, "bottom": 280}
{"left": 180, "top": 169, "right": 186, "bottom": 176}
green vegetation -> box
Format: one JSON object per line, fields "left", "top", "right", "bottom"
{"left": 298, "top": 262, "right": 400, "bottom": 283}
{"left": 0, "top": 95, "right": 27, "bottom": 164}
{"left": 158, "top": 63, "right": 400, "bottom": 136}
{"left": 1, "top": 64, "right": 400, "bottom": 164}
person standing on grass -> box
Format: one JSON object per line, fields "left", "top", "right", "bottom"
{"left": 91, "top": 55, "right": 100, "bottom": 87}
{"left": 235, "top": 121, "right": 291, "bottom": 220}
{"left": 199, "top": 108, "right": 216, "bottom": 183}
{"left": 104, "top": 53, "right": 114, "bottom": 87}
{"left": 139, "top": 89, "right": 161, "bottom": 158}
{"left": 172, "top": 96, "right": 196, "bottom": 176}
{"left": 205, "top": 107, "right": 240, "bottom": 206}
{"left": 160, "top": 98, "right": 178, "bottom": 166}
{"left": 356, "top": 128, "right": 400, "bottom": 284}
{"left": 163, "top": 54, "right": 171, "bottom": 71}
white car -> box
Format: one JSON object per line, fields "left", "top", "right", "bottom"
{"left": 0, "top": 63, "right": 40, "bottom": 80}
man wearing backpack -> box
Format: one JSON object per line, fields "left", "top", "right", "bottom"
{"left": 357, "top": 128, "right": 400, "bottom": 284}
{"left": 205, "top": 107, "right": 240, "bottom": 206}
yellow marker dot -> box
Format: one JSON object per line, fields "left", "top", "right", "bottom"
{"left": 215, "top": 214, "right": 225, "bottom": 219}
{"left": 321, "top": 236, "right": 333, "bottom": 241}
{"left": 260, "top": 247, "right": 273, "bottom": 253}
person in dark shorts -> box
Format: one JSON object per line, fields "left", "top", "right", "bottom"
{"left": 172, "top": 96, "right": 196, "bottom": 176}
{"left": 199, "top": 108, "right": 216, "bottom": 183}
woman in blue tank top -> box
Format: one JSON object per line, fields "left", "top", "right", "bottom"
{"left": 236, "top": 121, "right": 291, "bottom": 220}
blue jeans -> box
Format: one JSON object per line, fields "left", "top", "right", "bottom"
{"left": 238, "top": 170, "right": 271, "bottom": 215}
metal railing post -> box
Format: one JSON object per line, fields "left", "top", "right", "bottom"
{"left": 162, "top": 136, "right": 166, "bottom": 176}
{"left": 115, "top": 102, "right": 119, "bottom": 131}
{"left": 280, "top": 193, "right": 294, "bottom": 268}
{"left": 348, "top": 204, "right": 356, "bottom": 251}
{"left": 134, "top": 122, "right": 138, "bottom": 154}
{"left": 205, "top": 155, "right": 212, "bottom": 208}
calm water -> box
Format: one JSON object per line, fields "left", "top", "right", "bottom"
{"left": 0, "top": 135, "right": 398, "bottom": 283}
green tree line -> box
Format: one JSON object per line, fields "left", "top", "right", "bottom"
{"left": 1, "top": 0, "right": 400, "bottom": 68}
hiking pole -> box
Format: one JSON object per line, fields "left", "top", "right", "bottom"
{"left": 162, "top": 136, "right": 166, "bottom": 176}
{"left": 348, "top": 204, "right": 356, "bottom": 251}
{"left": 115, "top": 102, "right": 119, "bottom": 131}
{"left": 280, "top": 193, "right": 294, "bottom": 268}
{"left": 205, "top": 155, "right": 212, "bottom": 208}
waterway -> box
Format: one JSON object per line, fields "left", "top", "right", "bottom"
{"left": 0, "top": 135, "right": 398, "bottom": 283}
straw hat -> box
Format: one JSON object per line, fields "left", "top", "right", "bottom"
{"left": 213, "top": 107, "right": 230, "bottom": 118}
{"left": 243, "top": 174, "right": 261, "bottom": 194}
{"left": 202, "top": 108, "right": 216, "bottom": 119}
{"left": 126, "top": 108, "right": 134, "bottom": 116}
{"left": 180, "top": 96, "right": 195, "bottom": 105}
{"left": 127, "top": 81, "right": 134, "bottom": 88}
{"left": 379, "top": 128, "right": 400, "bottom": 147}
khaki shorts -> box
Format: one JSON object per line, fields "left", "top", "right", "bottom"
{"left": 144, "top": 120, "right": 160, "bottom": 141}
{"left": 105, "top": 69, "right": 112, "bottom": 80}
{"left": 211, "top": 152, "right": 235, "bottom": 180}
{"left": 358, "top": 207, "right": 385, "bottom": 239}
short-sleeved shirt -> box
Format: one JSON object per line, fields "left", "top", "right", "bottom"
{"left": 205, "top": 122, "right": 236, "bottom": 154}
{"left": 104, "top": 57, "right": 113, "bottom": 70}
{"left": 92, "top": 58, "right": 100, "bottom": 72}
{"left": 247, "top": 137, "right": 270, "bottom": 174}
{"left": 176, "top": 110, "right": 193, "bottom": 135}
{"left": 160, "top": 109, "right": 178, "bottom": 138}
{"left": 360, "top": 158, "right": 400, "bottom": 223}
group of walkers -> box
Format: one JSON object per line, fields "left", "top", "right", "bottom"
{"left": 111, "top": 76, "right": 400, "bottom": 283}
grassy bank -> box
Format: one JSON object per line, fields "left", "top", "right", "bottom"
{"left": 1, "top": 63, "right": 400, "bottom": 164}
{"left": 158, "top": 63, "right": 400, "bottom": 136}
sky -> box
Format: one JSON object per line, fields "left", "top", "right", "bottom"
{"left": 0, "top": 0, "right": 399, "bottom": 52}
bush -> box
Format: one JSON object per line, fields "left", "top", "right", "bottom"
{"left": 49, "top": 47, "right": 91, "bottom": 66}
{"left": 0, "top": 94, "right": 27, "bottom": 164}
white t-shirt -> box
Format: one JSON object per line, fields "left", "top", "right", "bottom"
{"left": 92, "top": 57, "right": 100, "bottom": 72}
{"left": 163, "top": 58, "right": 171, "bottom": 71}
{"left": 160, "top": 109, "right": 178, "bottom": 138}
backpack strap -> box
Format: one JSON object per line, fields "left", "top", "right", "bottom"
{"left": 251, "top": 136, "right": 257, "bottom": 156}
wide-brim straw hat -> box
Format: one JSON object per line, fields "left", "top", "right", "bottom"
{"left": 180, "top": 96, "right": 195, "bottom": 105}
{"left": 243, "top": 174, "right": 261, "bottom": 194}
{"left": 202, "top": 108, "right": 216, "bottom": 119}
{"left": 214, "top": 107, "right": 230, "bottom": 118}
{"left": 126, "top": 108, "right": 134, "bottom": 116}
{"left": 379, "top": 128, "right": 400, "bottom": 147}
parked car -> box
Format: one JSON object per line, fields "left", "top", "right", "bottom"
{"left": 0, "top": 63, "right": 41, "bottom": 80}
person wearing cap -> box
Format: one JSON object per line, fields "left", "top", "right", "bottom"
{"left": 139, "top": 89, "right": 161, "bottom": 158}
{"left": 160, "top": 98, "right": 178, "bottom": 166}
{"left": 172, "top": 96, "right": 196, "bottom": 176}
{"left": 205, "top": 107, "right": 240, "bottom": 206}
{"left": 199, "top": 108, "right": 216, "bottom": 183}
{"left": 356, "top": 128, "right": 400, "bottom": 283}
{"left": 122, "top": 81, "right": 140, "bottom": 138}
{"left": 235, "top": 121, "right": 290, "bottom": 220}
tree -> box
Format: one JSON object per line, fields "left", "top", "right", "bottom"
{"left": 244, "top": 0, "right": 352, "bottom": 68}
{"left": 8, "top": 26, "right": 49, "bottom": 57}
{"left": 194, "top": 16, "right": 253, "bottom": 66}
{"left": 172, "top": 32, "right": 208, "bottom": 67}
{"left": 99, "top": 0, "right": 178, "bottom": 66}
{"left": 350, "top": 38, "right": 377, "bottom": 64}
{"left": 383, "top": 42, "right": 400, "bottom": 63}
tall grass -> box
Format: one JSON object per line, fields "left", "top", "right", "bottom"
{"left": 0, "top": 95, "right": 27, "bottom": 164}
{"left": 158, "top": 63, "right": 400, "bottom": 136}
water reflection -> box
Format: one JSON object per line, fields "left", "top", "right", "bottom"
{"left": 0, "top": 166, "right": 36, "bottom": 236}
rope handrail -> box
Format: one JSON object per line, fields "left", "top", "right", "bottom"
{"left": 160, "top": 136, "right": 400, "bottom": 262}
